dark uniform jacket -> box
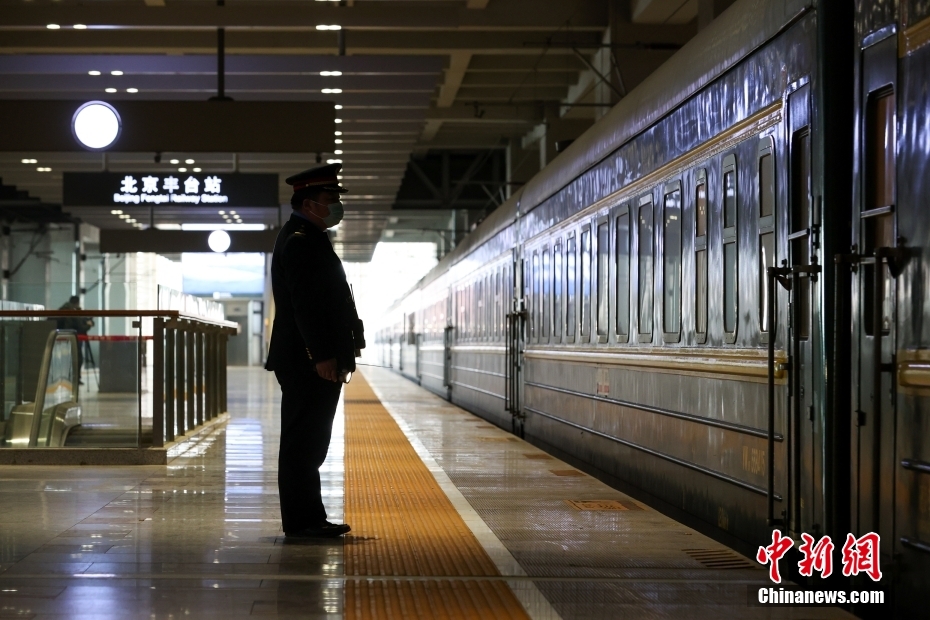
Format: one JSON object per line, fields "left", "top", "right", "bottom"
{"left": 265, "top": 213, "right": 361, "bottom": 373}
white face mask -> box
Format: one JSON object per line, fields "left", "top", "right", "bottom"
{"left": 321, "top": 201, "right": 344, "bottom": 228}
{"left": 308, "top": 199, "right": 344, "bottom": 228}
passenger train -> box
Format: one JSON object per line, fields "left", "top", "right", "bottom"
{"left": 374, "top": 0, "right": 929, "bottom": 614}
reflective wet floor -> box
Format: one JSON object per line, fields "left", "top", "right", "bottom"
{"left": 0, "top": 367, "right": 854, "bottom": 619}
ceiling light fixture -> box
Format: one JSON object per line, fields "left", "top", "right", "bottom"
{"left": 334, "top": 118, "right": 342, "bottom": 124}
{"left": 218, "top": 210, "right": 226, "bottom": 215}
{"left": 47, "top": 24, "right": 60, "bottom": 30}
{"left": 208, "top": 230, "right": 231, "bottom": 253}
{"left": 229, "top": 211, "right": 237, "bottom": 215}
{"left": 88, "top": 70, "right": 101, "bottom": 76}
{"left": 334, "top": 150, "right": 343, "bottom": 154}
{"left": 316, "top": 25, "right": 342, "bottom": 31}
{"left": 334, "top": 131, "right": 342, "bottom": 136}
{"left": 111, "top": 210, "right": 123, "bottom": 215}
{"left": 334, "top": 104, "right": 343, "bottom": 109}
{"left": 72, "top": 100, "right": 122, "bottom": 150}
{"left": 321, "top": 88, "right": 342, "bottom": 94}
{"left": 320, "top": 71, "right": 343, "bottom": 76}
{"left": 36, "top": 167, "right": 52, "bottom": 172}
{"left": 327, "top": 159, "right": 342, "bottom": 164}
{"left": 334, "top": 139, "right": 343, "bottom": 144}
{"left": 105, "top": 88, "right": 117, "bottom": 93}
{"left": 111, "top": 70, "right": 123, "bottom": 76}
{"left": 126, "top": 88, "right": 138, "bottom": 93}
{"left": 193, "top": 167, "right": 202, "bottom": 172}
{"left": 178, "top": 167, "right": 187, "bottom": 172}
{"left": 169, "top": 159, "right": 179, "bottom": 165}
{"left": 21, "top": 158, "right": 37, "bottom": 164}
{"left": 185, "top": 159, "right": 194, "bottom": 164}
{"left": 74, "top": 24, "right": 87, "bottom": 30}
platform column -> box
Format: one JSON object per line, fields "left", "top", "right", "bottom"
{"left": 153, "top": 318, "right": 165, "bottom": 448}
{"left": 195, "top": 331, "right": 204, "bottom": 426}
{"left": 176, "top": 325, "right": 186, "bottom": 437}
{"left": 187, "top": 329, "right": 196, "bottom": 430}
{"left": 166, "top": 326, "right": 176, "bottom": 441}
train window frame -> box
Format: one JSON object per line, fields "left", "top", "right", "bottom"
{"left": 595, "top": 215, "right": 609, "bottom": 344}
{"left": 757, "top": 136, "right": 776, "bottom": 342}
{"left": 637, "top": 193, "right": 655, "bottom": 343}
{"left": 565, "top": 231, "right": 577, "bottom": 343}
{"left": 531, "top": 250, "right": 539, "bottom": 344}
{"left": 580, "top": 223, "right": 593, "bottom": 343}
{"left": 553, "top": 239, "right": 563, "bottom": 341}
{"left": 610, "top": 202, "right": 631, "bottom": 344}
{"left": 722, "top": 153, "right": 739, "bottom": 344}
{"left": 662, "top": 180, "right": 682, "bottom": 343}
{"left": 541, "top": 245, "right": 551, "bottom": 343}
{"left": 694, "top": 168, "right": 708, "bottom": 344}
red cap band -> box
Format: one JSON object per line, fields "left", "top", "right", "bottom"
{"left": 292, "top": 175, "right": 339, "bottom": 191}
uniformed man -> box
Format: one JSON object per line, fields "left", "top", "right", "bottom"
{"left": 265, "top": 163, "right": 363, "bottom": 539}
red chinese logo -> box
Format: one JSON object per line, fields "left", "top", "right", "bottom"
{"left": 798, "top": 533, "right": 834, "bottom": 578}
{"left": 757, "top": 530, "right": 882, "bottom": 583}
{"left": 841, "top": 532, "right": 882, "bottom": 582}
{"left": 756, "top": 529, "right": 794, "bottom": 583}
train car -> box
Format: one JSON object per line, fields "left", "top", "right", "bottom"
{"left": 377, "top": 0, "right": 929, "bottom": 614}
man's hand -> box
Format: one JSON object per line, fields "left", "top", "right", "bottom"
{"left": 315, "top": 358, "right": 340, "bottom": 382}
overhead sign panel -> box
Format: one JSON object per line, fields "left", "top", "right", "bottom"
{"left": 0, "top": 100, "right": 335, "bottom": 152}
{"left": 63, "top": 172, "right": 279, "bottom": 208}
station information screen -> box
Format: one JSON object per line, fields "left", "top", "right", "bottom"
{"left": 63, "top": 172, "right": 279, "bottom": 208}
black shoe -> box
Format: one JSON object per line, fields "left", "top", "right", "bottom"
{"left": 286, "top": 521, "right": 351, "bottom": 539}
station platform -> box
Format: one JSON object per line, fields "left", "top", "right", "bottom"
{"left": 0, "top": 367, "right": 854, "bottom": 619}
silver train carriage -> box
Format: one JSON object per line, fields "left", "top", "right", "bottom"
{"left": 375, "top": 0, "right": 929, "bottom": 614}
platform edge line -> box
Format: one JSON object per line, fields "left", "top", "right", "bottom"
{"left": 362, "top": 370, "right": 563, "bottom": 620}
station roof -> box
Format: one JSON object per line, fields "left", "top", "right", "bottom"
{"left": 0, "top": 0, "right": 706, "bottom": 260}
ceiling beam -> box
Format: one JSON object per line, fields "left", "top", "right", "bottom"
{"left": 437, "top": 52, "right": 472, "bottom": 108}
{"left": 0, "top": 30, "right": 605, "bottom": 55}
{"left": 424, "top": 105, "right": 542, "bottom": 123}
{"left": 0, "top": 1, "right": 607, "bottom": 31}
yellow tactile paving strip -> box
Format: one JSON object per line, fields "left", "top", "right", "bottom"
{"left": 344, "top": 373, "right": 530, "bottom": 620}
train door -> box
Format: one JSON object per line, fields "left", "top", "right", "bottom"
{"left": 505, "top": 248, "right": 525, "bottom": 436}
{"left": 784, "top": 83, "right": 822, "bottom": 538}
{"left": 851, "top": 32, "right": 898, "bottom": 582}
{"left": 443, "top": 289, "right": 453, "bottom": 400}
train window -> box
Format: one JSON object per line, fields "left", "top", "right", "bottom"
{"left": 758, "top": 137, "right": 776, "bottom": 334}
{"left": 722, "top": 154, "right": 738, "bottom": 342}
{"left": 566, "top": 234, "right": 576, "bottom": 340}
{"left": 663, "top": 182, "right": 682, "bottom": 340}
{"left": 486, "top": 274, "right": 492, "bottom": 340}
{"left": 696, "top": 176, "right": 707, "bottom": 238}
{"left": 638, "top": 195, "right": 654, "bottom": 340}
{"left": 694, "top": 170, "right": 708, "bottom": 343}
{"left": 494, "top": 269, "right": 500, "bottom": 340}
{"left": 542, "top": 247, "right": 550, "bottom": 341}
{"left": 866, "top": 88, "right": 896, "bottom": 213}
{"left": 580, "top": 226, "right": 592, "bottom": 341}
{"left": 596, "top": 218, "right": 609, "bottom": 341}
{"left": 553, "top": 241, "right": 563, "bottom": 340}
{"left": 532, "top": 251, "right": 539, "bottom": 342}
{"left": 724, "top": 164, "right": 737, "bottom": 229}
{"left": 615, "top": 207, "right": 630, "bottom": 341}
{"left": 458, "top": 287, "right": 464, "bottom": 342}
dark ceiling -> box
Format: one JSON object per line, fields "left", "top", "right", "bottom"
{"left": 0, "top": 0, "right": 717, "bottom": 261}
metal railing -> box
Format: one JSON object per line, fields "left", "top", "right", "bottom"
{"left": 0, "top": 310, "right": 237, "bottom": 449}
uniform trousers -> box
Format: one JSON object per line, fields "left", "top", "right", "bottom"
{"left": 274, "top": 368, "right": 343, "bottom": 534}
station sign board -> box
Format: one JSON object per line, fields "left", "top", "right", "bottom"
{"left": 63, "top": 172, "right": 279, "bottom": 208}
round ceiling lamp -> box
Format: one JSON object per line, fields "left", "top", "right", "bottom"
{"left": 208, "top": 230, "right": 231, "bottom": 253}
{"left": 72, "top": 101, "right": 121, "bottom": 150}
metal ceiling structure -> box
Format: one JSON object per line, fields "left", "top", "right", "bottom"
{"left": 0, "top": 0, "right": 726, "bottom": 261}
